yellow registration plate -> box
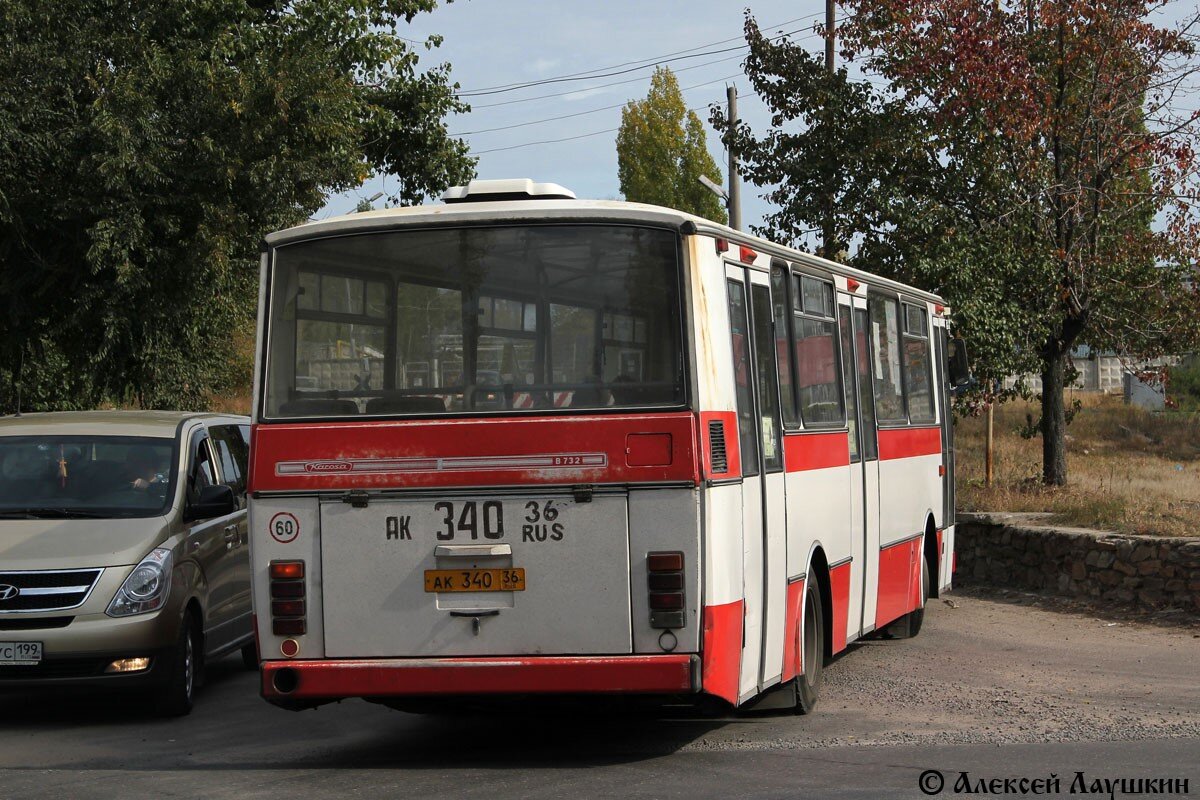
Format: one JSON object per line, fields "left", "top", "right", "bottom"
{"left": 424, "top": 568, "right": 526, "bottom": 593}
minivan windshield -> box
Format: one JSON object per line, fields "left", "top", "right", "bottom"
{"left": 263, "top": 224, "right": 685, "bottom": 418}
{"left": 0, "top": 436, "right": 176, "bottom": 519}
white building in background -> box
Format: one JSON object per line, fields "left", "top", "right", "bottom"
{"left": 1004, "top": 345, "right": 1182, "bottom": 397}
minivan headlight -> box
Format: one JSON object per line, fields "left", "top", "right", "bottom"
{"left": 107, "top": 548, "right": 173, "bottom": 617}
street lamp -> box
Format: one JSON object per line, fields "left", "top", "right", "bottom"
{"left": 698, "top": 175, "right": 740, "bottom": 230}
{"left": 697, "top": 175, "right": 727, "bottom": 203}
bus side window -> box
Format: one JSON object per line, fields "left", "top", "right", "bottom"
{"left": 902, "top": 303, "right": 935, "bottom": 423}
{"left": 727, "top": 279, "right": 759, "bottom": 477}
{"left": 868, "top": 293, "right": 906, "bottom": 423}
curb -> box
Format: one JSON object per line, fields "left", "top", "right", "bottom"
{"left": 955, "top": 512, "right": 1200, "bottom": 615}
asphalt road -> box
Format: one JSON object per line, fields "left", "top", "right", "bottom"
{"left": 1, "top": 589, "right": 1197, "bottom": 799}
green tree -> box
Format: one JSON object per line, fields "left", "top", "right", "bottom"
{"left": 616, "top": 67, "right": 727, "bottom": 223}
{"left": 0, "top": 0, "right": 475, "bottom": 411}
{"left": 718, "top": 4, "right": 1200, "bottom": 486}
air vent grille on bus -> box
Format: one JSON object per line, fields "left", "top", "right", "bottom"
{"left": 708, "top": 420, "right": 728, "bottom": 474}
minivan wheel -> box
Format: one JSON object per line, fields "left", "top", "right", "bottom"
{"left": 156, "top": 611, "right": 199, "bottom": 717}
{"left": 240, "top": 641, "right": 259, "bottom": 671}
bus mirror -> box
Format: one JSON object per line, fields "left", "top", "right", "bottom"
{"left": 947, "top": 337, "right": 971, "bottom": 388}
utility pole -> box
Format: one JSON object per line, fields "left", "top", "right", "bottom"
{"left": 726, "top": 84, "right": 741, "bottom": 231}
{"left": 826, "top": 0, "right": 835, "bottom": 73}
{"left": 985, "top": 402, "right": 995, "bottom": 487}
{"left": 822, "top": 0, "right": 836, "bottom": 259}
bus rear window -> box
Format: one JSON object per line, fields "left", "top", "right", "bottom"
{"left": 263, "top": 225, "right": 684, "bottom": 418}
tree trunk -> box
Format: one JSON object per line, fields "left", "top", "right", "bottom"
{"left": 1040, "top": 350, "right": 1068, "bottom": 486}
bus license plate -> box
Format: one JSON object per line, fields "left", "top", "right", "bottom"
{"left": 424, "top": 568, "right": 526, "bottom": 593}
{"left": 0, "top": 642, "right": 42, "bottom": 665}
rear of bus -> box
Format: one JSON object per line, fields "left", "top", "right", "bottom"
{"left": 248, "top": 196, "right": 706, "bottom": 709}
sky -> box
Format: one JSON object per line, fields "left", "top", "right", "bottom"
{"left": 317, "top": 0, "right": 1198, "bottom": 243}
{"left": 317, "top": 0, "right": 831, "bottom": 239}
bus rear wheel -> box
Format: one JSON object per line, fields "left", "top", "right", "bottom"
{"left": 794, "top": 580, "right": 824, "bottom": 715}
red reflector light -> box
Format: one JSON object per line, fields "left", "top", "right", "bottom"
{"left": 270, "top": 561, "right": 304, "bottom": 580}
{"left": 270, "top": 581, "right": 305, "bottom": 599}
{"left": 846, "top": 278, "right": 861, "bottom": 293}
{"left": 647, "top": 552, "right": 683, "bottom": 573}
{"left": 273, "top": 618, "right": 306, "bottom": 636}
{"left": 648, "top": 572, "right": 684, "bottom": 591}
{"left": 715, "top": 237, "right": 729, "bottom": 253}
{"left": 649, "top": 593, "right": 684, "bottom": 610}
{"left": 280, "top": 639, "right": 300, "bottom": 658}
{"left": 739, "top": 245, "right": 758, "bottom": 263}
{"left": 272, "top": 600, "right": 305, "bottom": 617}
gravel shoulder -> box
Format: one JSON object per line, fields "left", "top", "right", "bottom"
{"left": 682, "top": 585, "right": 1199, "bottom": 752}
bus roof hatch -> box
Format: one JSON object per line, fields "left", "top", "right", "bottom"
{"left": 441, "top": 178, "right": 576, "bottom": 203}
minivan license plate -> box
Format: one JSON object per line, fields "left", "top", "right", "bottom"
{"left": 0, "top": 642, "right": 42, "bottom": 665}
{"left": 424, "top": 568, "right": 526, "bottom": 593}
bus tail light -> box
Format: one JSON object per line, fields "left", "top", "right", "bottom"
{"left": 647, "top": 551, "right": 685, "bottom": 629}
{"left": 270, "top": 561, "right": 304, "bottom": 580}
{"left": 272, "top": 600, "right": 305, "bottom": 617}
{"left": 270, "top": 560, "right": 307, "bottom": 636}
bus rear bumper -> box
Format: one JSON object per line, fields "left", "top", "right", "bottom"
{"left": 261, "top": 655, "right": 698, "bottom": 702}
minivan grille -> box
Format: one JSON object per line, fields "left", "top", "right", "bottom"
{"left": 0, "top": 616, "right": 73, "bottom": 630}
{"left": 0, "top": 569, "right": 103, "bottom": 613}
{"left": 708, "top": 420, "right": 728, "bottom": 474}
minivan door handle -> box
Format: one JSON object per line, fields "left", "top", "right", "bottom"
{"left": 223, "top": 525, "right": 239, "bottom": 550}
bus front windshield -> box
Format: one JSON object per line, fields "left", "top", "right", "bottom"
{"left": 263, "top": 224, "right": 685, "bottom": 418}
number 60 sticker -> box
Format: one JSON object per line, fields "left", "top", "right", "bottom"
{"left": 269, "top": 512, "right": 300, "bottom": 544}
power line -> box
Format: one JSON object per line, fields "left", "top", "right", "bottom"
{"left": 457, "top": 25, "right": 814, "bottom": 98}
{"left": 452, "top": 74, "right": 744, "bottom": 136}
{"left": 471, "top": 97, "right": 744, "bottom": 156}
{"left": 467, "top": 42, "right": 814, "bottom": 110}
{"left": 455, "top": 12, "right": 824, "bottom": 96}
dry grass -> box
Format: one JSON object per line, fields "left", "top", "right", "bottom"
{"left": 205, "top": 323, "right": 256, "bottom": 416}
{"left": 956, "top": 393, "right": 1200, "bottom": 537}
{"left": 207, "top": 389, "right": 252, "bottom": 416}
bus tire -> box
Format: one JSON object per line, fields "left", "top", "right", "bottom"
{"left": 794, "top": 579, "right": 824, "bottom": 715}
{"left": 891, "top": 553, "right": 929, "bottom": 639}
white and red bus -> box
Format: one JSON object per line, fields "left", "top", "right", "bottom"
{"left": 247, "top": 179, "right": 966, "bottom": 713}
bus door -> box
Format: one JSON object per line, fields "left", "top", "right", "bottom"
{"left": 935, "top": 323, "right": 956, "bottom": 591}
{"left": 725, "top": 264, "right": 787, "bottom": 699}
{"left": 836, "top": 296, "right": 865, "bottom": 640}
{"left": 850, "top": 298, "right": 881, "bottom": 631}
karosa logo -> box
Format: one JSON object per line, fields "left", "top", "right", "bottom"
{"left": 303, "top": 461, "right": 354, "bottom": 473}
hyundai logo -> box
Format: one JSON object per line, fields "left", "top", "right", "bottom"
{"left": 0, "top": 584, "right": 19, "bottom": 601}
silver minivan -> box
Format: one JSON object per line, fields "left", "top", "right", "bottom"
{"left": 0, "top": 411, "right": 255, "bottom": 715}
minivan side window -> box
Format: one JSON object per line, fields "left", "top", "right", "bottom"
{"left": 186, "top": 429, "right": 217, "bottom": 507}
{"left": 210, "top": 425, "right": 249, "bottom": 498}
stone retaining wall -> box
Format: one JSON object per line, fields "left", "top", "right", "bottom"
{"left": 955, "top": 513, "right": 1200, "bottom": 614}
